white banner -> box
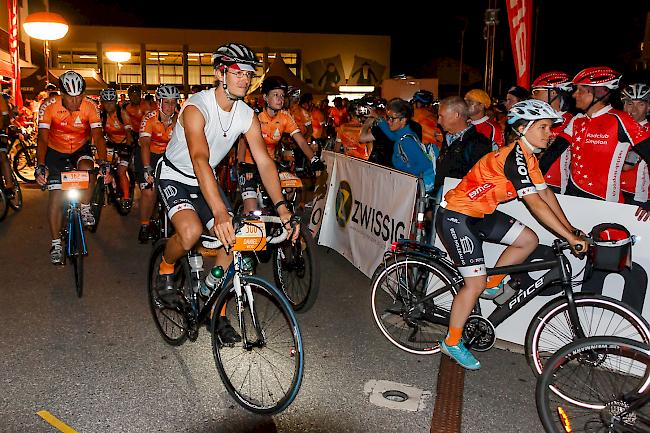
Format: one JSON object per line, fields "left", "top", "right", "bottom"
{"left": 319, "top": 154, "right": 418, "bottom": 277}
{"left": 438, "top": 178, "right": 650, "bottom": 345}
{"left": 307, "top": 151, "right": 336, "bottom": 237}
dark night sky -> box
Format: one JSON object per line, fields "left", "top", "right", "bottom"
{"left": 39, "top": 0, "right": 650, "bottom": 95}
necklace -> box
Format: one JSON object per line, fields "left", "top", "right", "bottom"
{"left": 217, "top": 100, "right": 237, "bottom": 137}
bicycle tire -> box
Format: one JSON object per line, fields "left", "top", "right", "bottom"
{"left": 536, "top": 336, "right": 650, "bottom": 433}
{"left": 12, "top": 145, "right": 36, "bottom": 183}
{"left": 147, "top": 239, "right": 188, "bottom": 346}
{"left": 370, "top": 254, "right": 457, "bottom": 355}
{"left": 0, "top": 187, "right": 7, "bottom": 221}
{"left": 7, "top": 171, "right": 22, "bottom": 211}
{"left": 70, "top": 209, "right": 84, "bottom": 297}
{"left": 525, "top": 294, "right": 650, "bottom": 376}
{"left": 211, "top": 276, "right": 304, "bottom": 414}
{"left": 272, "top": 224, "right": 320, "bottom": 313}
{"left": 88, "top": 176, "right": 105, "bottom": 233}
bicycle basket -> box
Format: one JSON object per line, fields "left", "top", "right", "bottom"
{"left": 588, "top": 223, "right": 633, "bottom": 272}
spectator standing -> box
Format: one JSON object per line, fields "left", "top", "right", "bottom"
{"left": 465, "top": 89, "right": 505, "bottom": 150}
{"left": 620, "top": 83, "right": 650, "bottom": 212}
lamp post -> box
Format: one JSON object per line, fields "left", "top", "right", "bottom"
{"left": 106, "top": 51, "right": 131, "bottom": 90}
{"left": 23, "top": 11, "right": 69, "bottom": 85}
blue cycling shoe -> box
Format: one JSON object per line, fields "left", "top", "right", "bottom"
{"left": 440, "top": 339, "right": 481, "bottom": 370}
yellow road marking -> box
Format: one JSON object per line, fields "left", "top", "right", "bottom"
{"left": 36, "top": 410, "right": 78, "bottom": 433}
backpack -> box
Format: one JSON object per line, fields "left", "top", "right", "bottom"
{"left": 394, "top": 132, "right": 438, "bottom": 193}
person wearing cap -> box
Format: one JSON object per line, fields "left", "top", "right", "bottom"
{"left": 465, "top": 89, "right": 504, "bottom": 151}
{"left": 540, "top": 67, "right": 650, "bottom": 215}
{"left": 504, "top": 85, "right": 530, "bottom": 111}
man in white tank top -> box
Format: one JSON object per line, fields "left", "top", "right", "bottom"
{"left": 155, "top": 43, "right": 299, "bottom": 339}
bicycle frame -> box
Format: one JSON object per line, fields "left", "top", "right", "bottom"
{"left": 65, "top": 192, "right": 87, "bottom": 257}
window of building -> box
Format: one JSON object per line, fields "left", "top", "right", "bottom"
{"left": 187, "top": 52, "right": 214, "bottom": 86}
{"left": 57, "top": 51, "right": 98, "bottom": 69}
{"left": 267, "top": 51, "right": 300, "bottom": 77}
{"left": 102, "top": 51, "right": 141, "bottom": 88}
{"left": 147, "top": 51, "right": 183, "bottom": 86}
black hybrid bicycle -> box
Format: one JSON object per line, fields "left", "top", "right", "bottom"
{"left": 370, "top": 227, "right": 650, "bottom": 375}
{"left": 536, "top": 336, "right": 650, "bottom": 433}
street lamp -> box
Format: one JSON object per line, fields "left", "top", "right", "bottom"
{"left": 23, "top": 11, "right": 69, "bottom": 85}
{"left": 105, "top": 51, "right": 131, "bottom": 90}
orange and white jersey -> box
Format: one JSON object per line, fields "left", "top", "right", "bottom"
{"left": 244, "top": 109, "right": 300, "bottom": 164}
{"left": 124, "top": 100, "right": 148, "bottom": 133}
{"left": 311, "top": 108, "right": 326, "bottom": 139}
{"left": 38, "top": 96, "right": 102, "bottom": 154}
{"left": 290, "top": 103, "right": 312, "bottom": 135}
{"left": 139, "top": 110, "right": 176, "bottom": 154}
{"left": 104, "top": 110, "right": 131, "bottom": 144}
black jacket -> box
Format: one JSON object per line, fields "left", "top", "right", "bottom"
{"left": 434, "top": 125, "right": 492, "bottom": 192}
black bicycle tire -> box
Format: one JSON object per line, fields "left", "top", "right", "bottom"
{"left": 147, "top": 239, "right": 188, "bottom": 346}
{"left": 71, "top": 209, "right": 84, "bottom": 297}
{"left": 211, "top": 275, "right": 304, "bottom": 414}
{"left": 7, "top": 171, "right": 22, "bottom": 211}
{"left": 370, "top": 254, "right": 457, "bottom": 355}
{"left": 0, "top": 187, "right": 8, "bottom": 221}
{"left": 272, "top": 224, "right": 320, "bottom": 313}
{"left": 536, "top": 336, "right": 650, "bottom": 433}
{"left": 12, "top": 145, "right": 37, "bottom": 183}
{"left": 88, "top": 176, "right": 105, "bottom": 233}
{"left": 525, "top": 294, "right": 650, "bottom": 376}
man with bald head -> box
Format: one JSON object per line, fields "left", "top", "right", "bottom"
{"left": 434, "top": 96, "right": 492, "bottom": 194}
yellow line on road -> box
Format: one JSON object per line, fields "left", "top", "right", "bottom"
{"left": 36, "top": 410, "right": 78, "bottom": 433}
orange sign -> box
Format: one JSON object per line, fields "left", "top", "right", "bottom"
{"left": 233, "top": 220, "right": 267, "bottom": 251}
{"left": 279, "top": 171, "right": 303, "bottom": 188}
{"left": 61, "top": 171, "right": 90, "bottom": 190}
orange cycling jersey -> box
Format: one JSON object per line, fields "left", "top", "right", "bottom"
{"left": 104, "top": 110, "right": 131, "bottom": 143}
{"left": 290, "top": 103, "right": 312, "bottom": 136}
{"left": 311, "top": 108, "right": 326, "bottom": 139}
{"left": 443, "top": 142, "right": 547, "bottom": 218}
{"left": 124, "top": 101, "right": 148, "bottom": 133}
{"left": 244, "top": 110, "right": 300, "bottom": 164}
{"left": 38, "top": 96, "right": 102, "bottom": 154}
{"left": 139, "top": 110, "right": 175, "bottom": 154}
{"left": 413, "top": 107, "right": 443, "bottom": 150}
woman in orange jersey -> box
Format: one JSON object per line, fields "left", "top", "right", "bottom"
{"left": 434, "top": 100, "right": 588, "bottom": 370}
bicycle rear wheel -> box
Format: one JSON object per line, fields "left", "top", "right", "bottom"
{"left": 272, "top": 224, "right": 320, "bottom": 312}
{"left": 12, "top": 145, "right": 36, "bottom": 183}
{"left": 536, "top": 337, "right": 650, "bottom": 433}
{"left": 211, "top": 276, "right": 304, "bottom": 414}
{"left": 147, "top": 239, "right": 188, "bottom": 346}
{"left": 526, "top": 294, "right": 650, "bottom": 376}
{"left": 370, "top": 255, "right": 457, "bottom": 355}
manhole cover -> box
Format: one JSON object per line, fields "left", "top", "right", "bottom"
{"left": 382, "top": 390, "right": 409, "bottom": 403}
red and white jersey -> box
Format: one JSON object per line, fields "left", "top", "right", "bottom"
{"left": 558, "top": 105, "right": 650, "bottom": 202}
{"left": 543, "top": 111, "right": 573, "bottom": 193}
{"left": 472, "top": 115, "right": 505, "bottom": 150}
{"left": 621, "top": 119, "right": 650, "bottom": 202}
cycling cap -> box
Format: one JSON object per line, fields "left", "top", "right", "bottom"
{"left": 261, "top": 76, "right": 288, "bottom": 95}
{"left": 572, "top": 66, "right": 621, "bottom": 90}
{"left": 531, "top": 71, "right": 574, "bottom": 92}
{"left": 412, "top": 90, "right": 434, "bottom": 106}
{"left": 621, "top": 83, "right": 650, "bottom": 102}
{"left": 507, "top": 85, "right": 530, "bottom": 100}
{"left": 59, "top": 71, "right": 86, "bottom": 96}
{"left": 212, "top": 43, "right": 259, "bottom": 72}
{"left": 127, "top": 84, "right": 142, "bottom": 94}
{"left": 155, "top": 84, "right": 181, "bottom": 100}
{"left": 464, "top": 89, "right": 491, "bottom": 108}
{"left": 100, "top": 88, "right": 118, "bottom": 102}
{"left": 507, "top": 100, "right": 563, "bottom": 125}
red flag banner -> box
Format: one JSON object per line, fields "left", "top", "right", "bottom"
{"left": 506, "top": 0, "right": 533, "bottom": 89}
{"left": 8, "top": 0, "right": 22, "bottom": 107}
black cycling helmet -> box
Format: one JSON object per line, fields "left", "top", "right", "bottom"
{"left": 261, "top": 76, "right": 288, "bottom": 95}
{"left": 127, "top": 84, "right": 141, "bottom": 94}
{"left": 299, "top": 92, "right": 314, "bottom": 105}
{"left": 411, "top": 90, "right": 434, "bottom": 106}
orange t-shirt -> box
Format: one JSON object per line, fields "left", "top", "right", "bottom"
{"left": 124, "top": 101, "right": 148, "bottom": 133}
{"left": 244, "top": 110, "right": 300, "bottom": 163}
{"left": 38, "top": 96, "right": 102, "bottom": 154}
{"left": 328, "top": 106, "right": 348, "bottom": 127}
{"left": 311, "top": 108, "right": 326, "bottom": 139}
{"left": 413, "top": 107, "right": 443, "bottom": 150}
{"left": 139, "top": 110, "right": 175, "bottom": 154}
{"left": 290, "top": 103, "right": 312, "bottom": 136}
{"left": 103, "top": 109, "right": 131, "bottom": 144}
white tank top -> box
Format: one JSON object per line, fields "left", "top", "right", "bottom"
{"left": 160, "top": 88, "right": 254, "bottom": 186}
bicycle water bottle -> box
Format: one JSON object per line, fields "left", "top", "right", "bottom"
{"left": 188, "top": 252, "right": 204, "bottom": 294}
{"left": 200, "top": 265, "right": 224, "bottom": 297}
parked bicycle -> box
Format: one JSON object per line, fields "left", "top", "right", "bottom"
{"left": 147, "top": 213, "right": 304, "bottom": 414}
{"left": 7, "top": 124, "right": 37, "bottom": 183}
{"left": 370, "top": 224, "right": 650, "bottom": 375}
{"left": 536, "top": 336, "right": 650, "bottom": 433}
{"left": 0, "top": 168, "right": 21, "bottom": 221}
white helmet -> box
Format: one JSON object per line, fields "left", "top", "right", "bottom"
{"left": 507, "top": 100, "right": 563, "bottom": 125}
{"left": 59, "top": 71, "right": 86, "bottom": 96}
{"left": 155, "top": 84, "right": 180, "bottom": 100}
{"left": 100, "top": 88, "right": 118, "bottom": 102}
{"left": 621, "top": 83, "right": 650, "bottom": 102}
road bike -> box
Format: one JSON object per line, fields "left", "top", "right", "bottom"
{"left": 147, "top": 213, "right": 304, "bottom": 414}
{"left": 7, "top": 124, "right": 37, "bottom": 183}
{"left": 370, "top": 225, "right": 650, "bottom": 375}
{"left": 536, "top": 336, "right": 650, "bottom": 433}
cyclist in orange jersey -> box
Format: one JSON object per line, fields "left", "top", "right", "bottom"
{"left": 35, "top": 71, "right": 112, "bottom": 264}
{"left": 123, "top": 85, "right": 148, "bottom": 141}
{"left": 411, "top": 90, "right": 444, "bottom": 150}
{"left": 465, "top": 89, "right": 505, "bottom": 150}
{"left": 435, "top": 100, "right": 587, "bottom": 370}
{"left": 238, "top": 76, "right": 324, "bottom": 214}
{"left": 137, "top": 84, "right": 180, "bottom": 243}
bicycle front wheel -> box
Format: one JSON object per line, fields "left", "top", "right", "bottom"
{"left": 12, "top": 145, "right": 36, "bottom": 183}
{"left": 526, "top": 294, "right": 650, "bottom": 376}
{"left": 536, "top": 336, "right": 650, "bottom": 433}
{"left": 211, "top": 276, "right": 304, "bottom": 414}
{"left": 272, "top": 224, "right": 320, "bottom": 313}
{"left": 88, "top": 176, "right": 105, "bottom": 233}
{"left": 70, "top": 210, "right": 84, "bottom": 297}
{"left": 7, "top": 171, "right": 22, "bottom": 210}
{"left": 370, "top": 255, "right": 457, "bottom": 355}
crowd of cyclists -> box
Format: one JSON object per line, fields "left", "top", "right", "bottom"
{"left": 1, "top": 39, "right": 649, "bottom": 371}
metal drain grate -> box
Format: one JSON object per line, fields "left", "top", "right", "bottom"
{"left": 430, "top": 355, "right": 466, "bottom": 433}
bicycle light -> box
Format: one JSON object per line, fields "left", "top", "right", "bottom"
{"left": 556, "top": 406, "right": 572, "bottom": 432}
{"left": 66, "top": 189, "right": 80, "bottom": 201}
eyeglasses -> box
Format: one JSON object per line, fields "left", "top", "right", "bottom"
{"left": 387, "top": 115, "right": 403, "bottom": 122}
{"left": 227, "top": 69, "right": 255, "bottom": 79}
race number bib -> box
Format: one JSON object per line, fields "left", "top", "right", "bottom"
{"left": 233, "top": 220, "right": 267, "bottom": 251}
{"left": 61, "top": 171, "right": 90, "bottom": 190}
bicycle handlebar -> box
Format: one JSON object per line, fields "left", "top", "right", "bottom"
{"left": 200, "top": 215, "right": 293, "bottom": 250}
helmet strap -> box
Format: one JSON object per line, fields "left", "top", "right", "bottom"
{"left": 516, "top": 121, "right": 541, "bottom": 154}
{"left": 585, "top": 87, "right": 609, "bottom": 113}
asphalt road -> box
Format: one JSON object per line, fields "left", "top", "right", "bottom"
{"left": 0, "top": 187, "right": 545, "bottom": 433}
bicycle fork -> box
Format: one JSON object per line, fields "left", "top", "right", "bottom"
{"left": 233, "top": 257, "right": 266, "bottom": 350}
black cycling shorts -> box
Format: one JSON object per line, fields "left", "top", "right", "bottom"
{"left": 45, "top": 145, "right": 94, "bottom": 190}
{"left": 135, "top": 148, "right": 163, "bottom": 189}
{"left": 435, "top": 207, "right": 526, "bottom": 277}
{"left": 106, "top": 141, "right": 133, "bottom": 167}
